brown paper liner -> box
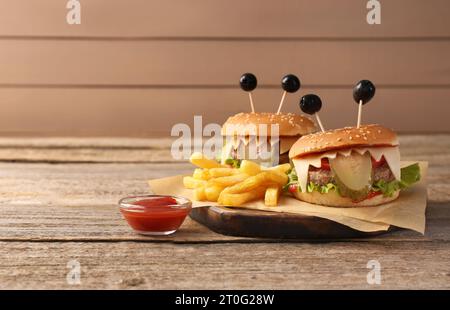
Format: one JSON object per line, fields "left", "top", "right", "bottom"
{"left": 148, "top": 161, "right": 427, "bottom": 234}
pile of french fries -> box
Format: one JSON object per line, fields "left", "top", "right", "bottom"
{"left": 183, "top": 152, "right": 290, "bottom": 206}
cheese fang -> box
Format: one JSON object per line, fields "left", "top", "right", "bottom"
{"left": 221, "top": 135, "right": 299, "bottom": 166}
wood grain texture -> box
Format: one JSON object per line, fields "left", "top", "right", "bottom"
{"left": 0, "top": 241, "right": 449, "bottom": 289}
{"left": 0, "top": 135, "right": 449, "bottom": 165}
{"left": 0, "top": 88, "right": 449, "bottom": 135}
{"left": 0, "top": 136, "right": 447, "bottom": 243}
{"left": 0, "top": 136, "right": 448, "bottom": 289}
{"left": 0, "top": 199, "right": 447, "bottom": 242}
{"left": 1, "top": 0, "right": 449, "bottom": 38}
{"left": 1, "top": 40, "right": 449, "bottom": 86}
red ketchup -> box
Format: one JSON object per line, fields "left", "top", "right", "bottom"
{"left": 119, "top": 195, "right": 192, "bottom": 236}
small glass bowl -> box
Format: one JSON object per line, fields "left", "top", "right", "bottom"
{"left": 119, "top": 195, "right": 192, "bottom": 236}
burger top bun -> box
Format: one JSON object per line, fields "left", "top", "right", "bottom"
{"left": 222, "top": 112, "right": 316, "bottom": 137}
{"left": 289, "top": 124, "right": 398, "bottom": 159}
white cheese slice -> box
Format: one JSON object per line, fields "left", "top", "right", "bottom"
{"left": 292, "top": 146, "right": 401, "bottom": 192}
{"left": 221, "top": 135, "right": 281, "bottom": 166}
{"left": 229, "top": 136, "right": 296, "bottom": 155}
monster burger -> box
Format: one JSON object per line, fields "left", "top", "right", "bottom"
{"left": 221, "top": 112, "right": 316, "bottom": 167}
{"left": 287, "top": 124, "right": 420, "bottom": 207}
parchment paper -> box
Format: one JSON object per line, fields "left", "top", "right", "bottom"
{"left": 148, "top": 161, "right": 428, "bottom": 234}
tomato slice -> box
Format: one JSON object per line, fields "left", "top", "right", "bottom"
{"left": 352, "top": 190, "right": 382, "bottom": 203}
{"left": 288, "top": 184, "right": 298, "bottom": 194}
{"left": 320, "top": 158, "right": 331, "bottom": 170}
{"left": 371, "top": 156, "right": 386, "bottom": 169}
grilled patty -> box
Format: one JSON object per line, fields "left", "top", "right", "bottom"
{"left": 308, "top": 162, "right": 395, "bottom": 186}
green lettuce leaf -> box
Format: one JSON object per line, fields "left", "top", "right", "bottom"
{"left": 398, "top": 163, "right": 421, "bottom": 188}
{"left": 284, "top": 163, "right": 421, "bottom": 197}
{"left": 373, "top": 163, "right": 421, "bottom": 197}
{"left": 284, "top": 167, "right": 338, "bottom": 194}
{"left": 224, "top": 158, "right": 241, "bottom": 168}
{"left": 307, "top": 182, "right": 338, "bottom": 194}
{"left": 283, "top": 168, "right": 299, "bottom": 191}
{"left": 372, "top": 179, "right": 399, "bottom": 197}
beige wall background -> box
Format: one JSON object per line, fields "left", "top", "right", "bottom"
{"left": 0, "top": 0, "right": 449, "bottom": 136}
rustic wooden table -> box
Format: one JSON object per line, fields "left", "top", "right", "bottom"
{"left": 0, "top": 135, "right": 449, "bottom": 289}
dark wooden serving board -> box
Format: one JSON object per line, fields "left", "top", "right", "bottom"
{"left": 190, "top": 206, "right": 392, "bottom": 239}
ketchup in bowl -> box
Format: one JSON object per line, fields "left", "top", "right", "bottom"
{"left": 119, "top": 195, "right": 192, "bottom": 235}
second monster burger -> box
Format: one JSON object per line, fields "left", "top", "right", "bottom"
{"left": 287, "top": 124, "right": 421, "bottom": 207}
{"left": 221, "top": 112, "right": 316, "bottom": 167}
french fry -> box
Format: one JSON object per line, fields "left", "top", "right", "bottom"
{"left": 209, "top": 168, "right": 239, "bottom": 178}
{"left": 189, "top": 152, "right": 224, "bottom": 169}
{"left": 193, "top": 168, "right": 210, "bottom": 180}
{"left": 223, "top": 171, "right": 287, "bottom": 194}
{"left": 264, "top": 186, "right": 281, "bottom": 206}
{"left": 183, "top": 157, "right": 290, "bottom": 207}
{"left": 183, "top": 176, "right": 206, "bottom": 189}
{"left": 239, "top": 160, "right": 261, "bottom": 176}
{"left": 193, "top": 186, "right": 207, "bottom": 201}
{"left": 218, "top": 187, "right": 266, "bottom": 206}
{"left": 205, "top": 185, "right": 224, "bottom": 202}
{"left": 268, "top": 163, "right": 291, "bottom": 174}
{"left": 208, "top": 173, "right": 249, "bottom": 187}
{"left": 264, "top": 169, "right": 289, "bottom": 186}
{"left": 222, "top": 173, "right": 266, "bottom": 194}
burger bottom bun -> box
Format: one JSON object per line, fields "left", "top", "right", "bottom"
{"left": 292, "top": 190, "right": 400, "bottom": 208}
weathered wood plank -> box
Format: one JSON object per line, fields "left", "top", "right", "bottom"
{"left": 0, "top": 161, "right": 447, "bottom": 242}
{"left": 0, "top": 161, "right": 447, "bottom": 205}
{"left": 0, "top": 137, "right": 174, "bottom": 148}
{"left": 0, "top": 89, "right": 449, "bottom": 136}
{"left": 0, "top": 135, "right": 449, "bottom": 167}
{"left": 1, "top": 0, "right": 449, "bottom": 38}
{"left": 0, "top": 207, "right": 250, "bottom": 243}
{"left": 0, "top": 241, "right": 449, "bottom": 289}
{"left": 0, "top": 148, "right": 175, "bottom": 163}
{"left": 2, "top": 40, "right": 449, "bottom": 86}
{"left": 0, "top": 137, "right": 447, "bottom": 291}
{"left": 0, "top": 202, "right": 447, "bottom": 242}
{"left": 0, "top": 135, "right": 446, "bottom": 242}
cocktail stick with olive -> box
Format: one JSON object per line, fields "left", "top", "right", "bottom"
{"left": 240, "top": 73, "right": 258, "bottom": 113}
{"left": 276, "top": 74, "right": 301, "bottom": 114}
{"left": 300, "top": 94, "right": 325, "bottom": 132}
{"left": 353, "top": 80, "right": 376, "bottom": 128}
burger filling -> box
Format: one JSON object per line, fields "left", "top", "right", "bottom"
{"left": 221, "top": 136, "right": 297, "bottom": 167}
{"left": 286, "top": 150, "right": 420, "bottom": 202}
{"left": 306, "top": 158, "right": 395, "bottom": 186}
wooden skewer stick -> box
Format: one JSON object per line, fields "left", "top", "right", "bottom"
{"left": 315, "top": 113, "right": 325, "bottom": 132}
{"left": 357, "top": 99, "right": 363, "bottom": 128}
{"left": 248, "top": 92, "right": 255, "bottom": 113}
{"left": 276, "top": 91, "right": 287, "bottom": 114}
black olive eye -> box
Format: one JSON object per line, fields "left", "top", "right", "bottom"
{"left": 240, "top": 73, "right": 257, "bottom": 92}
{"left": 300, "top": 94, "right": 322, "bottom": 115}
{"left": 281, "top": 74, "right": 301, "bottom": 93}
{"left": 353, "top": 80, "right": 376, "bottom": 104}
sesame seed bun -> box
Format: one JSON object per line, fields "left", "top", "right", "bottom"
{"left": 222, "top": 112, "right": 316, "bottom": 137}
{"left": 289, "top": 124, "right": 398, "bottom": 159}
{"left": 292, "top": 189, "right": 400, "bottom": 208}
